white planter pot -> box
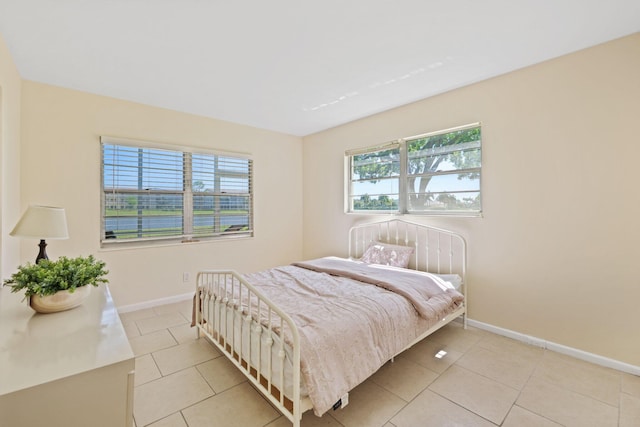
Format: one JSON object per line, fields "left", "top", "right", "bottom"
{"left": 29, "top": 285, "right": 92, "bottom": 314}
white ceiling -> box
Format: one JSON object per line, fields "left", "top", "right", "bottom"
{"left": 0, "top": 1, "right": 638, "bottom": 136}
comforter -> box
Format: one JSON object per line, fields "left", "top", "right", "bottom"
{"left": 241, "top": 257, "right": 464, "bottom": 416}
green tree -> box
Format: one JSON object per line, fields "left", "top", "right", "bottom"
{"left": 352, "top": 127, "right": 480, "bottom": 211}
{"left": 352, "top": 148, "right": 399, "bottom": 182}
{"left": 126, "top": 196, "right": 138, "bottom": 210}
{"left": 377, "top": 195, "right": 396, "bottom": 210}
{"left": 407, "top": 127, "right": 480, "bottom": 210}
{"left": 193, "top": 180, "right": 206, "bottom": 192}
{"left": 435, "top": 193, "right": 459, "bottom": 209}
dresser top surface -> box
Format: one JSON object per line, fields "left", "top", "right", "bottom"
{"left": 0, "top": 284, "right": 134, "bottom": 395}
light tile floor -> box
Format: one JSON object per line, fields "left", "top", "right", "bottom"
{"left": 121, "top": 299, "right": 640, "bottom": 427}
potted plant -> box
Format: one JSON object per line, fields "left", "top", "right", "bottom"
{"left": 4, "top": 255, "right": 109, "bottom": 313}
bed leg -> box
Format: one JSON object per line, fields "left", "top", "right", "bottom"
{"left": 463, "top": 313, "right": 468, "bottom": 330}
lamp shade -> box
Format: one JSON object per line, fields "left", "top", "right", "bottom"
{"left": 10, "top": 205, "right": 69, "bottom": 239}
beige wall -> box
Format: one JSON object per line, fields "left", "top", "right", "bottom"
{"left": 0, "top": 34, "right": 22, "bottom": 282}
{"left": 302, "top": 33, "right": 640, "bottom": 366}
{"left": 20, "top": 82, "right": 304, "bottom": 306}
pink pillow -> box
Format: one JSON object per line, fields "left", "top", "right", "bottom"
{"left": 360, "top": 241, "right": 414, "bottom": 268}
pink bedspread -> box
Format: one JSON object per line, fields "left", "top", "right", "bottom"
{"left": 293, "top": 257, "right": 464, "bottom": 320}
{"left": 242, "top": 257, "right": 464, "bottom": 416}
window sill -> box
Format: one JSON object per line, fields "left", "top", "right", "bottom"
{"left": 346, "top": 211, "right": 483, "bottom": 218}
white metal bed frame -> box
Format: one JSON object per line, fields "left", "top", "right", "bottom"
{"left": 194, "top": 219, "right": 467, "bottom": 427}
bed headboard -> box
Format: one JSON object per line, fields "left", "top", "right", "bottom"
{"left": 348, "top": 219, "right": 466, "bottom": 285}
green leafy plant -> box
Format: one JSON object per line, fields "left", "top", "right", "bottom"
{"left": 4, "top": 255, "right": 109, "bottom": 299}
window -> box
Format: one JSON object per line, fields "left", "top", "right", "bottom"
{"left": 346, "top": 123, "right": 481, "bottom": 216}
{"left": 101, "top": 137, "right": 253, "bottom": 245}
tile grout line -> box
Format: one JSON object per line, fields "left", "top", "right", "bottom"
{"left": 434, "top": 363, "right": 514, "bottom": 426}
{"left": 505, "top": 348, "right": 558, "bottom": 427}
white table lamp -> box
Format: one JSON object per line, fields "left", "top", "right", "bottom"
{"left": 10, "top": 205, "right": 69, "bottom": 263}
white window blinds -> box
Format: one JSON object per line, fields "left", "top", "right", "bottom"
{"left": 101, "top": 137, "right": 253, "bottom": 244}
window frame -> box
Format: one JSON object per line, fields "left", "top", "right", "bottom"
{"left": 100, "top": 136, "right": 253, "bottom": 247}
{"left": 345, "top": 123, "right": 482, "bottom": 217}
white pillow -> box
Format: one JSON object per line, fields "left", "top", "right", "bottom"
{"left": 360, "top": 241, "right": 414, "bottom": 269}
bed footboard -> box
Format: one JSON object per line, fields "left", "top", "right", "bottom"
{"left": 195, "top": 271, "right": 304, "bottom": 426}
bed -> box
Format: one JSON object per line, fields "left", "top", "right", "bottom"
{"left": 194, "top": 219, "right": 467, "bottom": 426}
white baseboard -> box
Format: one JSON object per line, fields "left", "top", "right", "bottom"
{"left": 467, "top": 318, "right": 640, "bottom": 376}
{"left": 117, "top": 292, "right": 193, "bottom": 313}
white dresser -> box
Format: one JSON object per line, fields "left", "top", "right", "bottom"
{"left": 0, "top": 284, "right": 135, "bottom": 427}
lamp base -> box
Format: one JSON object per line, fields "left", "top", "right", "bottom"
{"left": 36, "top": 239, "right": 49, "bottom": 264}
